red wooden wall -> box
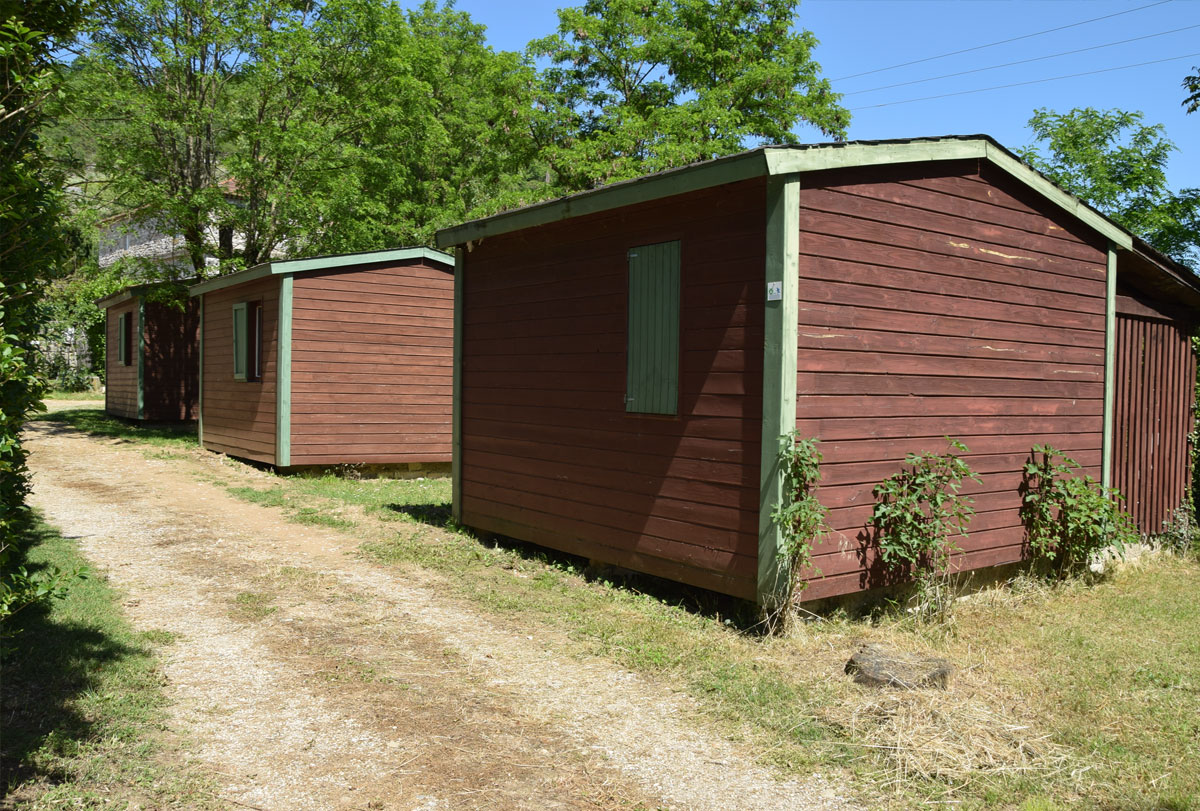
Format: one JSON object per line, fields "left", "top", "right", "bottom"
{"left": 143, "top": 299, "right": 199, "bottom": 421}
{"left": 200, "top": 277, "right": 279, "bottom": 463}
{"left": 104, "top": 302, "right": 138, "bottom": 419}
{"left": 792, "top": 160, "right": 1110, "bottom": 600}
{"left": 289, "top": 260, "right": 454, "bottom": 466}
{"left": 459, "top": 179, "right": 768, "bottom": 600}
{"left": 1113, "top": 295, "right": 1197, "bottom": 533}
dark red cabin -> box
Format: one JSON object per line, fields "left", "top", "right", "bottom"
{"left": 96, "top": 282, "right": 199, "bottom": 422}
{"left": 437, "top": 136, "right": 1199, "bottom": 606}
{"left": 189, "top": 248, "right": 455, "bottom": 471}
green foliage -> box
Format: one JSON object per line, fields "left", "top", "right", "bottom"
{"left": 769, "top": 432, "right": 826, "bottom": 621}
{"left": 37, "top": 261, "right": 128, "bottom": 382}
{"left": 61, "top": 0, "right": 539, "bottom": 273}
{"left": 529, "top": 0, "right": 849, "bottom": 191}
{"left": 1183, "top": 66, "right": 1199, "bottom": 115}
{"left": 1158, "top": 503, "right": 1199, "bottom": 560}
{"left": 1020, "top": 445, "right": 1140, "bottom": 578}
{"left": 870, "top": 440, "right": 980, "bottom": 623}
{"left": 1, "top": 1, "right": 86, "bottom": 640}
{"left": 1018, "top": 108, "right": 1199, "bottom": 268}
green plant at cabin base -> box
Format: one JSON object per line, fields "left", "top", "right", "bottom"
{"left": 769, "top": 431, "right": 826, "bottom": 623}
{"left": 1158, "top": 502, "right": 1200, "bottom": 560}
{"left": 1021, "top": 444, "right": 1140, "bottom": 578}
{"left": 869, "top": 439, "right": 981, "bottom": 624}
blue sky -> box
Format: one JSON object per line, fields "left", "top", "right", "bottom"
{"left": 448, "top": 0, "right": 1199, "bottom": 191}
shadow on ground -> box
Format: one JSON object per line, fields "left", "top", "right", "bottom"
{"left": 33, "top": 408, "right": 197, "bottom": 446}
{"left": 0, "top": 524, "right": 145, "bottom": 796}
{"left": 382, "top": 501, "right": 762, "bottom": 629}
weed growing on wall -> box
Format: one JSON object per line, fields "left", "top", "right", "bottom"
{"left": 769, "top": 431, "right": 826, "bottom": 628}
{"left": 1021, "top": 445, "right": 1139, "bottom": 578}
{"left": 870, "top": 439, "right": 980, "bottom": 624}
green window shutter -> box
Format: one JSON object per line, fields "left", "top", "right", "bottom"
{"left": 232, "top": 302, "right": 248, "bottom": 380}
{"left": 626, "top": 240, "right": 680, "bottom": 415}
{"left": 116, "top": 313, "right": 128, "bottom": 365}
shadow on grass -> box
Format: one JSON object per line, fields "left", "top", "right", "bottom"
{"left": 34, "top": 408, "right": 197, "bottom": 447}
{"left": 383, "top": 501, "right": 761, "bottom": 630}
{"left": 383, "top": 502, "right": 453, "bottom": 527}
{"left": 0, "top": 524, "right": 145, "bottom": 795}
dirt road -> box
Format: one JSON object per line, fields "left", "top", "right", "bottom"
{"left": 25, "top": 409, "right": 850, "bottom": 810}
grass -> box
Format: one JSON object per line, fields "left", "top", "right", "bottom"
{"left": 33, "top": 407, "right": 198, "bottom": 449}
{"left": 44, "top": 390, "right": 105, "bottom": 401}
{"left": 44, "top": 415, "right": 1200, "bottom": 808}
{"left": 0, "top": 515, "right": 215, "bottom": 808}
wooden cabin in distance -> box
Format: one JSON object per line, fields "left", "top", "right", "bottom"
{"left": 189, "top": 247, "right": 455, "bottom": 471}
{"left": 437, "top": 135, "right": 1199, "bottom": 607}
{"left": 96, "top": 282, "right": 199, "bottom": 421}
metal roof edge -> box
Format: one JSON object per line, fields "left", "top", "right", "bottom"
{"left": 435, "top": 135, "right": 1138, "bottom": 251}
{"left": 435, "top": 150, "right": 771, "bottom": 249}
{"left": 189, "top": 247, "right": 453, "bottom": 296}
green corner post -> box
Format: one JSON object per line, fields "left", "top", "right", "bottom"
{"left": 136, "top": 296, "right": 146, "bottom": 420}
{"left": 197, "top": 295, "right": 204, "bottom": 444}
{"left": 1101, "top": 245, "right": 1118, "bottom": 490}
{"left": 276, "top": 275, "right": 293, "bottom": 468}
{"left": 758, "top": 175, "right": 801, "bottom": 608}
{"left": 452, "top": 249, "right": 464, "bottom": 523}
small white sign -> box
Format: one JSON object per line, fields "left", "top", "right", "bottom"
{"left": 766, "top": 281, "right": 783, "bottom": 301}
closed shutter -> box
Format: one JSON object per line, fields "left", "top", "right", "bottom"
{"left": 232, "top": 302, "right": 248, "bottom": 380}
{"left": 626, "top": 240, "right": 680, "bottom": 415}
{"left": 116, "top": 312, "right": 128, "bottom": 365}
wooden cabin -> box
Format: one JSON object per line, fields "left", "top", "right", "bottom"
{"left": 1112, "top": 241, "right": 1200, "bottom": 534}
{"left": 189, "top": 248, "right": 455, "bottom": 470}
{"left": 436, "top": 136, "right": 1199, "bottom": 606}
{"left": 96, "top": 282, "right": 199, "bottom": 421}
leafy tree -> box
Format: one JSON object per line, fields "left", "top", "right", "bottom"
{"left": 1, "top": 0, "right": 87, "bottom": 634}
{"left": 1184, "top": 66, "right": 1199, "bottom": 115}
{"left": 225, "top": 0, "right": 538, "bottom": 260}
{"left": 530, "top": 0, "right": 849, "bottom": 191}
{"left": 1018, "top": 108, "right": 1199, "bottom": 268}
{"left": 60, "top": 0, "right": 538, "bottom": 274}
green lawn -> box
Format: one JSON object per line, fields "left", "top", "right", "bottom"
{"left": 34, "top": 406, "right": 198, "bottom": 449}
{"left": 0, "top": 516, "right": 215, "bottom": 807}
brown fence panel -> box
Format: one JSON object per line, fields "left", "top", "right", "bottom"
{"left": 1113, "top": 309, "right": 1196, "bottom": 533}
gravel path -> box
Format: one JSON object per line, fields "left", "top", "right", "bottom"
{"left": 26, "top": 411, "right": 852, "bottom": 810}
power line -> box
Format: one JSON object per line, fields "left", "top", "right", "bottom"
{"left": 834, "top": 0, "right": 1173, "bottom": 82}
{"left": 850, "top": 51, "right": 1200, "bottom": 110}
{"left": 843, "top": 23, "right": 1200, "bottom": 97}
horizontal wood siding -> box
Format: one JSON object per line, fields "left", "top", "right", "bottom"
{"left": 289, "top": 260, "right": 454, "bottom": 465}
{"left": 200, "top": 277, "right": 279, "bottom": 463}
{"left": 1113, "top": 299, "right": 1197, "bottom": 533}
{"left": 143, "top": 299, "right": 199, "bottom": 421}
{"left": 460, "top": 179, "right": 767, "bottom": 600}
{"left": 794, "top": 161, "right": 1109, "bottom": 600}
{"left": 104, "top": 302, "right": 138, "bottom": 419}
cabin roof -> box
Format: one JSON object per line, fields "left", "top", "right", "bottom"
{"left": 434, "top": 135, "right": 1134, "bottom": 249}
{"left": 95, "top": 279, "right": 197, "bottom": 309}
{"left": 188, "top": 247, "right": 454, "bottom": 296}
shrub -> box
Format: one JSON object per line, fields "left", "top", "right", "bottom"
{"left": 1021, "top": 445, "right": 1139, "bottom": 578}
{"left": 870, "top": 439, "right": 980, "bottom": 624}
{"left": 769, "top": 431, "right": 827, "bottom": 626}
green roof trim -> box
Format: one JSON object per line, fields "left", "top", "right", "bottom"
{"left": 434, "top": 136, "right": 1133, "bottom": 251}
{"left": 188, "top": 247, "right": 454, "bottom": 296}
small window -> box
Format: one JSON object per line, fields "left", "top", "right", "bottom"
{"left": 232, "top": 301, "right": 263, "bottom": 382}
{"left": 117, "top": 311, "right": 132, "bottom": 366}
{"left": 625, "top": 240, "right": 680, "bottom": 415}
